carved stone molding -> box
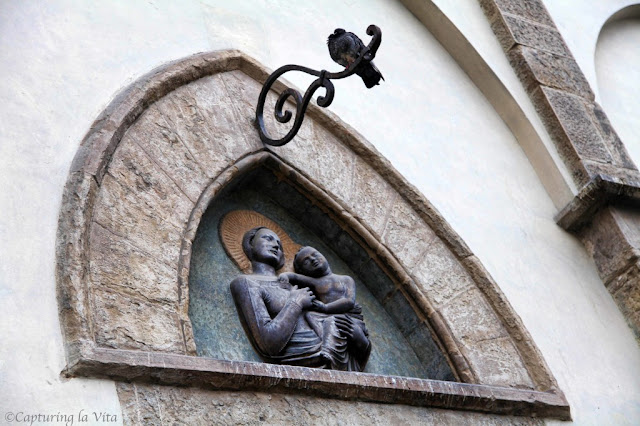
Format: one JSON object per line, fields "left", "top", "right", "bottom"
{"left": 56, "top": 49, "right": 568, "bottom": 418}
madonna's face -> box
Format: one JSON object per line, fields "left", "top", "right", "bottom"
{"left": 251, "top": 228, "right": 284, "bottom": 268}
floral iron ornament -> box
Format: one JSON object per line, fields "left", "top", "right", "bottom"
{"left": 255, "top": 25, "right": 382, "bottom": 147}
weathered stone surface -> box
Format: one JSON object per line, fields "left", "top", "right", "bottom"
{"left": 411, "top": 237, "right": 475, "bottom": 307}
{"left": 465, "top": 337, "right": 534, "bottom": 388}
{"left": 89, "top": 223, "right": 179, "bottom": 305}
{"left": 440, "top": 288, "right": 508, "bottom": 345}
{"left": 273, "top": 119, "right": 355, "bottom": 204}
{"left": 382, "top": 198, "right": 437, "bottom": 270}
{"left": 347, "top": 157, "right": 396, "bottom": 238}
{"left": 92, "top": 141, "right": 193, "bottom": 265}
{"left": 580, "top": 207, "right": 639, "bottom": 283}
{"left": 221, "top": 69, "right": 308, "bottom": 151}
{"left": 124, "top": 104, "right": 210, "bottom": 203}
{"left": 540, "top": 88, "right": 610, "bottom": 160}
{"left": 480, "top": 0, "right": 554, "bottom": 27}
{"left": 530, "top": 86, "right": 608, "bottom": 185}
{"left": 579, "top": 205, "right": 640, "bottom": 339}
{"left": 585, "top": 102, "right": 637, "bottom": 170}
{"left": 608, "top": 262, "right": 640, "bottom": 339}
{"left": 155, "top": 75, "right": 251, "bottom": 179}
{"left": 117, "top": 382, "right": 546, "bottom": 425}
{"left": 56, "top": 172, "right": 98, "bottom": 346}
{"left": 582, "top": 160, "right": 640, "bottom": 185}
{"left": 92, "top": 288, "right": 184, "bottom": 353}
{"left": 491, "top": 12, "right": 569, "bottom": 56}
{"left": 508, "top": 46, "right": 594, "bottom": 100}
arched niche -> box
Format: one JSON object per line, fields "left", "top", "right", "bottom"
{"left": 595, "top": 4, "right": 640, "bottom": 166}
{"left": 56, "top": 50, "right": 568, "bottom": 418}
{"left": 188, "top": 159, "right": 456, "bottom": 381}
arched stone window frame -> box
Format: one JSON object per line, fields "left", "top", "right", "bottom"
{"left": 56, "top": 50, "right": 569, "bottom": 419}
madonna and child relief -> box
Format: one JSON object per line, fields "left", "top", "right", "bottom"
{"left": 220, "top": 210, "right": 371, "bottom": 371}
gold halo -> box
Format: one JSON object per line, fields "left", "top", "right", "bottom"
{"left": 219, "top": 210, "right": 301, "bottom": 274}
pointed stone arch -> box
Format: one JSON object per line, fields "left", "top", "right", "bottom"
{"left": 56, "top": 50, "right": 568, "bottom": 418}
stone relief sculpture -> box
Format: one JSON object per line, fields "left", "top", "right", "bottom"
{"left": 280, "top": 246, "right": 370, "bottom": 370}
{"left": 221, "top": 211, "right": 371, "bottom": 371}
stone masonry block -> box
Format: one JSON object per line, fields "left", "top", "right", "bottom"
{"left": 92, "top": 174, "right": 185, "bottom": 266}
{"left": 274, "top": 119, "right": 355, "bottom": 204}
{"left": 155, "top": 75, "right": 246, "bottom": 179}
{"left": 56, "top": 172, "right": 98, "bottom": 345}
{"left": 92, "top": 288, "right": 185, "bottom": 353}
{"left": 531, "top": 86, "right": 612, "bottom": 185}
{"left": 93, "top": 141, "right": 193, "bottom": 266}
{"left": 585, "top": 102, "right": 638, "bottom": 170}
{"left": 492, "top": 13, "right": 569, "bottom": 56}
{"left": 608, "top": 263, "right": 640, "bottom": 339}
{"left": 347, "top": 157, "right": 396, "bottom": 238}
{"left": 193, "top": 72, "right": 263, "bottom": 156}
{"left": 89, "top": 223, "right": 179, "bottom": 305}
{"left": 582, "top": 160, "right": 640, "bottom": 185}
{"left": 217, "top": 70, "right": 265, "bottom": 152}
{"left": 124, "top": 104, "right": 210, "bottom": 203}
{"left": 117, "top": 383, "right": 545, "bottom": 425}
{"left": 480, "top": 0, "right": 554, "bottom": 27}
{"left": 440, "top": 288, "right": 508, "bottom": 345}
{"left": 540, "top": 88, "right": 610, "bottom": 161}
{"left": 579, "top": 207, "right": 636, "bottom": 283}
{"left": 411, "top": 237, "right": 475, "bottom": 308}
{"left": 382, "top": 198, "right": 437, "bottom": 270}
{"left": 222, "top": 70, "right": 313, "bottom": 150}
{"left": 106, "top": 140, "right": 195, "bottom": 229}
{"left": 465, "top": 337, "right": 534, "bottom": 389}
{"left": 508, "top": 46, "right": 594, "bottom": 100}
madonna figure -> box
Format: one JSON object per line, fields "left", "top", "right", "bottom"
{"left": 229, "top": 226, "right": 371, "bottom": 371}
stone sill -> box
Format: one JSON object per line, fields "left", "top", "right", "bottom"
{"left": 556, "top": 175, "right": 640, "bottom": 232}
{"left": 63, "top": 345, "right": 570, "bottom": 420}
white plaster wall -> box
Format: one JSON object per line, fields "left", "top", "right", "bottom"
{"left": 429, "top": 0, "right": 577, "bottom": 201}
{"left": 1, "top": 1, "right": 639, "bottom": 425}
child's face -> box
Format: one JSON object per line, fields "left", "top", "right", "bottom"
{"left": 296, "top": 247, "right": 329, "bottom": 277}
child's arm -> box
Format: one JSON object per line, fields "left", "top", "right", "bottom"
{"left": 279, "top": 272, "right": 319, "bottom": 290}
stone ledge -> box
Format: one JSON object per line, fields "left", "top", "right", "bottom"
{"left": 64, "top": 346, "right": 571, "bottom": 420}
{"left": 555, "top": 176, "right": 640, "bottom": 232}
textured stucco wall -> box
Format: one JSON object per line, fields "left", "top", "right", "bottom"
{"left": 1, "top": 1, "right": 639, "bottom": 425}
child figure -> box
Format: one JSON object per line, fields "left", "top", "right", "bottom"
{"left": 283, "top": 246, "right": 357, "bottom": 314}
{"left": 279, "top": 246, "right": 368, "bottom": 370}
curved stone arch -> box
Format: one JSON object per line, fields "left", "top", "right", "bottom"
{"left": 56, "top": 50, "right": 568, "bottom": 417}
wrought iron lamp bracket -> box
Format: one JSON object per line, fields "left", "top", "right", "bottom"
{"left": 255, "top": 25, "right": 381, "bottom": 147}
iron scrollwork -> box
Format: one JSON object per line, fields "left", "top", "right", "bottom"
{"left": 255, "top": 25, "right": 382, "bottom": 147}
